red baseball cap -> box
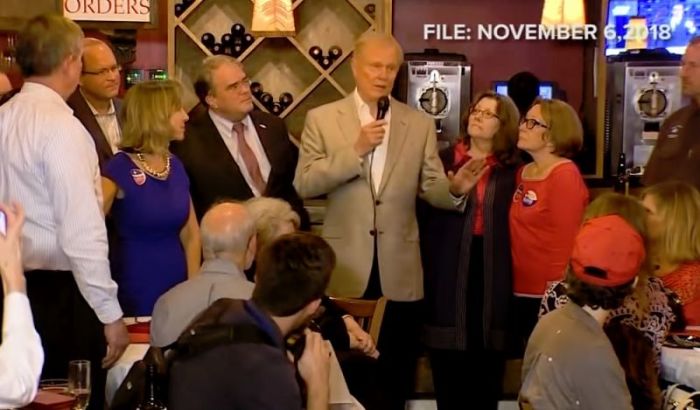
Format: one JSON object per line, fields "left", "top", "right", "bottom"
{"left": 570, "top": 214, "right": 645, "bottom": 287}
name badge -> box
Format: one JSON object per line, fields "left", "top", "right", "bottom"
{"left": 131, "top": 169, "right": 146, "bottom": 186}
{"left": 522, "top": 190, "right": 538, "bottom": 207}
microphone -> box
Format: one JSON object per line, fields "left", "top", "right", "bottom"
{"left": 376, "top": 96, "right": 390, "bottom": 120}
{"left": 369, "top": 96, "right": 390, "bottom": 237}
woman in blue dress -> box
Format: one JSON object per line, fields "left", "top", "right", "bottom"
{"left": 102, "top": 80, "right": 201, "bottom": 316}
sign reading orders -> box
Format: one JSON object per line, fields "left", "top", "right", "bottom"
{"left": 63, "top": 0, "right": 151, "bottom": 23}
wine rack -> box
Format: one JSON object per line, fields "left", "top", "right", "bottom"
{"left": 168, "top": 0, "right": 393, "bottom": 140}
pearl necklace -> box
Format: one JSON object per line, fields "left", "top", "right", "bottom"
{"left": 136, "top": 152, "right": 171, "bottom": 179}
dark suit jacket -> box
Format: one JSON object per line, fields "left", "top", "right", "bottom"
{"left": 66, "top": 89, "right": 122, "bottom": 174}
{"left": 171, "top": 106, "right": 310, "bottom": 229}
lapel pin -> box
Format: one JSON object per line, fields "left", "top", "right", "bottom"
{"left": 131, "top": 169, "right": 146, "bottom": 186}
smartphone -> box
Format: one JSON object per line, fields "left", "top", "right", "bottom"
{"left": 0, "top": 211, "right": 6, "bottom": 236}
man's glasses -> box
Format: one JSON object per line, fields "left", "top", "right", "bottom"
{"left": 469, "top": 107, "right": 499, "bottom": 120}
{"left": 83, "top": 65, "right": 122, "bottom": 76}
{"left": 230, "top": 78, "right": 252, "bottom": 93}
{"left": 520, "top": 117, "right": 549, "bottom": 130}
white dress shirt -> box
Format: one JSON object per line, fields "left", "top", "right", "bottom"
{"left": 82, "top": 91, "right": 122, "bottom": 154}
{"left": 0, "top": 293, "right": 44, "bottom": 409}
{"left": 208, "top": 110, "right": 272, "bottom": 196}
{"left": 353, "top": 89, "right": 391, "bottom": 193}
{"left": 0, "top": 82, "right": 122, "bottom": 324}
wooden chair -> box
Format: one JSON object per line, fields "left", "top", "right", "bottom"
{"left": 329, "top": 296, "right": 388, "bottom": 343}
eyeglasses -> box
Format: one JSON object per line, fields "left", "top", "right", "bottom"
{"left": 82, "top": 65, "right": 122, "bottom": 76}
{"left": 520, "top": 117, "right": 549, "bottom": 130}
{"left": 229, "top": 78, "right": 252, "bottom": 93}
{"left": 469, "top": 107, "right": 499, "bottom": 120}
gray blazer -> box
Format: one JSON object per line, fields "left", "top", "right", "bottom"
{"left": 149, "top": 258, "right": 255, "bottom": 347}
{"left": 294, "top": 94, "right": 457, "bottom": 301}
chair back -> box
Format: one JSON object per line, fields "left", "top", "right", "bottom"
{"left": 329, "top": 296, "right": 387, "bottom": 343}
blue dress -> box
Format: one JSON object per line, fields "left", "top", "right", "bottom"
{"left": 105, "top": 152, "right": 190, "bottom": 316}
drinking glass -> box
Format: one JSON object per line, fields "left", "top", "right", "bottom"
{"left": 68, "top": 360, "right": 91, "bottom": 410}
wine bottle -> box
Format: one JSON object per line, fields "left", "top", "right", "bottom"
{"left": 174, "top": 4, "right": 184, "bottom": 17}
{"left": 221, "top": 33, "right": 233, "bottom": 47}
{"left": 232, "top": 44, "right": 244, "bottom": 58}
{"left": 136, "top": 364, "right": 167, "bottom": 410}
{"left": 279, "top": 92, "right": 293, "bottom": 109}
{"left": 231, "top": 23, "right": 246, "bottom": 37}
{"left": 271, "top": 102, "right": 283, "bottom": 116}
{"left": 251, "top": 82, "right": 263, "bottom": 98}
{"left": 319, "top": 55, "right": 333, "bottom": 69}
{"left": 364, "top": 3, "right": 376, "bottom": 17}
{"left": 328, "top": 46, "right": 342, "bottom": 62}
{"left": 614, "top": 152, "right": 627, "bottom": 193}
{"left": 244, "top": 34, "right": 255, "bottom": 47}
{"left": 201, "top": 33, "right": 215, "bottom": 49}
{"left": 308, "top": 46, "right": 322, "bottom": 62}
{"left": 212, "top": 43, "right": 224, "bottom": 55}
{"left": 259, "top": 92, "right": 274, "bottom": 110}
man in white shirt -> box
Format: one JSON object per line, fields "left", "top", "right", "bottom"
{"left": 0, "top": 14, "right": 128, "bottom": 409}
{"left": 67, "top": 38, "right": 123, "bottom": 174}
{"left": 294, "top": 32, "right": 482, "bottom": 410}
{"left": 0, "top": 203, "right": 43, "bottom": 408}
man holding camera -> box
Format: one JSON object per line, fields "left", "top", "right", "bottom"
{"left": 168, "top": 232, "right": 333, "bottom": 410}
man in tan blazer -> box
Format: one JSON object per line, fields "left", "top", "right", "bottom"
{"left": 294, "top": 32, "right": 483, "bottom": 410}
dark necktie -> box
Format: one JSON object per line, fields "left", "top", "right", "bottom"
{"left": 232, "top": 122, "right": 266, "bottom": 194}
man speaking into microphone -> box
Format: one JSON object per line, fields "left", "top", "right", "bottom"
{"left": 294, "top": 32, "right": 483, "bottom": 409}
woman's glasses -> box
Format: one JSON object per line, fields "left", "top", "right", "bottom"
{"left": 469, "top": 107, "right": 499, "bottom": 120}
{"left": 520, "top": 117, "right": 549, "bottom": 130}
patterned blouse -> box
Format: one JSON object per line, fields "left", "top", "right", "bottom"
{"left": 660, "top": 261, "right": 700, "bottom": 326}
{"left": 540, "top": 277, "right": 677, "bottom": 370}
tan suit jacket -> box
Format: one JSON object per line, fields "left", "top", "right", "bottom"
{"left": 294, "top": 95, "right": 457, "bottom": 301}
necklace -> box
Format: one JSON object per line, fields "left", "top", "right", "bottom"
{"left": 136, "top": 152, "right": 170, "bottom": 179}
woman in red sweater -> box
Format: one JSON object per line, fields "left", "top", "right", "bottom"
{"left": 509, "top": 98, "right": 589, "bottom": 351}
{"left": 642, "top": 181, "right": 700, "bottom": 326}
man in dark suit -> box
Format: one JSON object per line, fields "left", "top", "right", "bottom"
{"left": 66, "top": 38, "right": 122, "bottom": 174}
{"left": 171, "top": 55, "right": 309, "bottom": 229}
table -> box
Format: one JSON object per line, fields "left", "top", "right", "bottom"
{"left": 106, "top": 342, "right": 363, "bottom": 409}
{"left": 662, "top": 346, "right": 700, "bottom": 390}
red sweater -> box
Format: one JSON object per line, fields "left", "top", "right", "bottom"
{"left": 510, "top": 161, "right": 589, "bottom": 296}
{"left": 661, "top": 261, "right": 700, "bottom": 326}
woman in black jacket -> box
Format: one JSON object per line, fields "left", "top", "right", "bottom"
{"left": 419, "top": 90, "right": 521, "bottom": 410}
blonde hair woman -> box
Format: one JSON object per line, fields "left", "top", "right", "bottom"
{"left": 509, "top": 98, "right": 589, "bottom": 350}
{"left": 102, "top": 80, "right": 201, "bottom": 316}
{"left": 642, "top": 181, "right": 700, "bottom": 325}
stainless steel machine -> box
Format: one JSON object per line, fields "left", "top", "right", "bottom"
{"left": 393, "top": 49, "right": 471, "bottom": 148}
{"left": 605, "top": 50, "right": 686, "bottom": 178}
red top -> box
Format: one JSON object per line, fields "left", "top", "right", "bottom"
{"left": 661, "top": 261, "right": 700, "bottom": 326}
{"left": 509, "top": 160, "right": 589, "bottom": 296}
{"left": 453, "top": 142, "right": 497, "bottom": 235}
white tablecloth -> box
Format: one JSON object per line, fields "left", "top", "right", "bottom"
{"left": 662, "top": 346, "right": 700, "bottom": 390}
{"left": 105, "top": 342, "right": 363, "bottom": 409}
{"left": 105, "top": 343, "right": 149, "bottom": 404}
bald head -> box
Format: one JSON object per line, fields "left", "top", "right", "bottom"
{"left": 80, "top": 38, "right": 120, "bottom": 101}
{"left": 0, "top": 72, "right": 11, "bottom": 96}
{"left": 201, "top": 202, "right": 256, "bottom": 265}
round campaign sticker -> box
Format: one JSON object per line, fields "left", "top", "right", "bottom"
{"left": 131, "top": 169, "right": 146, "bottom": 186}
{"left": 522, "top": 190, "right": 538, "bottom": 207}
